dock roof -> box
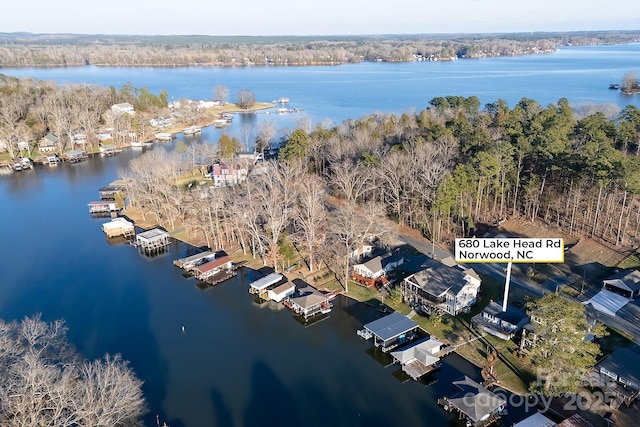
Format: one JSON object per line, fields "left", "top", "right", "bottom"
{"left": 178, "top": 250, "right": 214, "bottom": 264}
{"left": 249, "top": 273, "right": 283, "bottom": 291}
{"left": 137, "top": 228, "right": 169, "bottom": 241}
{"left": 363, "top": 312, "right": 418, "bottom": 342}
{"left": 290, "top": 286, "right": 328, "bottom": 309}
{"left": 391, "top": 336, "right": 442, "bottom": 366}
{"left": 447, "top": 376, "right": 506, "bottom": 423}
{"left": 196, "top": 255, "right": 232, "bottom": 273}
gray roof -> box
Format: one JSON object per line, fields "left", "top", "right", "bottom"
{"left": 391, "top": 336, "right": 442, "bottom": 365}
{"left": 290, "top": 286, "right": 328, "bottom": 309}
{"left": 178, "top": 250, "right": 213, "bottom": 264}
{"left": 406, "top": 258, "right": 478, "bottom": 297}
{"left": 357, "top": 253, "right": 403, "bottom": 273}
{"left": 598, "top": 347, "right": 640, "bottom": 385}
{"left": 363, "top": 312, "right": 418, "bottom": 342}
{"left": 447, "top": 376, "right": 506, "bottom": 423}
{"left": 44, "top": 133, "right": 58, "bottom": 143}
{"left": 482, "top": 302, "right": 529, "bottom": 326}
{"left": 603, "top": 270, "right": 640, "bottom": 292}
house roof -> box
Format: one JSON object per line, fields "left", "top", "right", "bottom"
{"left": 406, "top": 258, "right": 479, "bottom": 297}
{"left": 44, "top": 133, "right": 58, "bottom": 143}
{"left": 447, "top": 376, "right": 506, "bottom": 423}
{"left": 603, "top": 270, "right": 640, "bottom": 292}
{"left": 363, "top": 312, "right": 418, "bottom": 342}
{"left": 482, "top": 302, "right": 529, "bottom": 326}
{"left": 557, "top": 414, "right": 594, "bottom": 427}
{"left": 290, "top": 286, "right": 328, "bottom": 309}
{"left": 597, "top": 347, "right": 640, "bottom": 385}
{"left": 356, "top": 253, "right": 403, "bottom": 273}
{"left": 196, "top": 255, "right": 232, "bottom": 273}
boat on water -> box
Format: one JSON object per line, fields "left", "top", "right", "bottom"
{"left": 273, "top": 97, "right": 289, "bottom": 104}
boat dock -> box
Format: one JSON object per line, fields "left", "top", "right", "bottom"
{"left": 62, "top": 149, "right": 87, "bottom": 163}
{"left": 248, "top": 272, "right": 284, "bottom": 295}
{"left": 173, "top": 250, "right": 214, "bottom": 270}
{"left": 133, "top": 228, "right": 171, "bottom": 255}
{"left": 182, "top": 126, "right": 202, "bottom": 135}
{"left": 154, "top": 133, "right": 173, "bottom": 141}
{"left": 102, "top": 217, "right": 135, "bottom": 238}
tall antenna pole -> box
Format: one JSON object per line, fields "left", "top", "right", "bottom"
{"left": 502, "top": 262, "right": 512, "bottom": 312}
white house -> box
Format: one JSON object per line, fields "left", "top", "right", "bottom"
{"left": 111, "top": 103, "right": 135, "bottom": 115}
{"left": 352, "top": 253, "right": 404, "bottom": 279}
{"left": 401, "top": 256, "right": 481, "bottom": 316}
{"left": 349, "top": 244, "right": 374, "bottom": 261}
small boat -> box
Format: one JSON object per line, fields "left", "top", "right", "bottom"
{"left": 609, "top": 83, "right": 620, "bottom": 90}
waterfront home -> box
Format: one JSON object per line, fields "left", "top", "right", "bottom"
{"left": 102, "top": 217, "right": 135, "bottom": 238}
{"left": 193, "top": 255, "right": 233, "bottom": 280}
{"left": 208, "top": 162, "right": 248, "bottom": 187}
{"left": 352, "top": 252, "right": 404, "bottom": 288}
{"left": 471, "top": 301, "right": 529, "bottom": 340}
{"left": 438, "top": 376, "right": 507, "bottom": 427}
{"left": 39, "top": 133, "right": 58, "bottom": 153}
{"left": 287, "top": 285, "right": 332, "bottom": 319}
{"left": 268, "top": 282, "right": 296, "bottom": 303}
{"left": 390, "top": 336, "right": 443, "bottom": 380}
{"left": 111, "top": 102, "right": 135, "bottom": 115}
{"left": 401, "top": 257, "right": 481, "bottom": 316}
{"left": 357, "top": 312, "right": 419, "bottom": 352}
{"left": 235, "top": 151, "right": 263, "bottom": 164}
{"left": 588, "top": 347, "right": 640, "bottom": 408}
{"left": 602, "top": 270, "right": 640, "bottom": 299}
{"left": 249, "top": 272, "right": 284, "bottom": 294}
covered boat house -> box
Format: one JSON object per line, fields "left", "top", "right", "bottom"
{"left": 438, "top": 376, "right": 507, "bottom": 427}
{"left": 267, "top": 282, "right": 296, "bottom": 303}
{"left": 173, "top": 250, "right": 214, "bottom": 270}
{"left": 101, "top": 217, "right": 135, "bottom": 238}
{"left": 135, "top": 228, "right": 170, "bottom": 255}
{"left": 286, "top": 285, "right": 332, "bottom": 319}
{"left": 357, "top": 312, "right": 419, "bottom": 352}
{"left": 391, "top": 336, "right": 443, "bottom": 380}
{"left": 193, "top": 255, "right": 233, "bottom": 280}
{"left": 248, "top": 272, "right": 284, "bottom": 295}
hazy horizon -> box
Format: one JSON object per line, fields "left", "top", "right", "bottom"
{"left": 5, "top": 0, "right": 639, "bottom": 37}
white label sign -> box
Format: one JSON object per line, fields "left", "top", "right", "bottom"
{"left": 455, "top": 238, "right": 564, "bottom": 263}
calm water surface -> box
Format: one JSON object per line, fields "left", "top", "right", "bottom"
{"left": 2, "top": 44, "right": 639, "bottom": 426}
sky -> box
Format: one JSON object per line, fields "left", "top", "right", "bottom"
{"left": 4, "top": 0, "right": 639, "bottom": 36}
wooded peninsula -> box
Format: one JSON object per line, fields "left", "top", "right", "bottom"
{"left": 0, "top": 31, "right": 639, "bottom": 67}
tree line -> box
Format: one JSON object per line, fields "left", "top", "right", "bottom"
{"left": 119, "top": 94, "right": 640, "bottom": 291}
{"left": 1, "top": 31, "right": 638, "bottom": 67}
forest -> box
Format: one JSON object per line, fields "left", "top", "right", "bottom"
{"left": 119, "top": 94, "right": 640, "bottom": 286}
{"left": 0, "top": 31, "right": 639, "bottom": 67}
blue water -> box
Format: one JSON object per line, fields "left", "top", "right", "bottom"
{"left": 2, "top": 43, "right": 639, "bottom": 426}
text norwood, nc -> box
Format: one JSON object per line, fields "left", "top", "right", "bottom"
{"left": 454, "top": 238, "right": 564, "bottom": 263}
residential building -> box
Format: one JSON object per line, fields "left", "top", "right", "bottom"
{"left": 588, "top": 347, "right": 640, "bottom": 408}
{"left": 39, "top": 133, "right": 58, "bottom": 153}
{"left": 471, "top": 301, "right": 529, "bottom": 340}
{"left": 602, "top": 270, "right": 640, "bottom": 299}
{"left": 111, "top": 103, "right": 135, "bottom": 115}
{"left": 401, "top": 257, "right": 481, "bottom": 316}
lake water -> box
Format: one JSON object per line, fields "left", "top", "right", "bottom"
{"left": 1, "top": 44, "right": 639, "bottom": 426}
